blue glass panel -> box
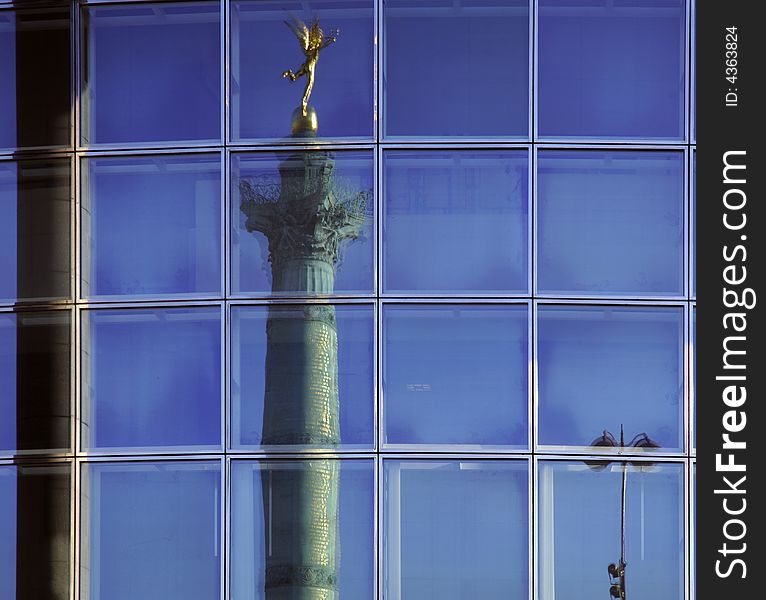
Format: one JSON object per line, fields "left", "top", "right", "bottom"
{"left": 84, "top": 461, "right": 221, "bottom": 600}
{"left": 537, "top": 150, "right": 684, "bottom": 296}
{"left": 692, "top": 150, "right": 696, "bottom": 297}
{"left": 384, "top": 150, "right": 529, "bottom": 293}
{"left": 83, "top": 154, "right": 221, "bottom": 298}
{"left": 537, "top": 305, "right": 684, "bottom": 451}
{"left": 232, "top": 304, "right": 374, "bottom": 449}
{"left": 83, "top": 307, "right": 221, "bottom": 450}
{"left": 231, "top": 459, "right": 375, "bottom": 600}
{"left": 83, "top": 3, "right": 221, "bottom": 145}
{"left": 232, "top": 0, "right": 374, "bottom": 140}
{"left": 0, "top": 463, "right": 71, "bottom": 599}
{"left": 692, "top": 307, "right": 696, "bottom": 450}
{"left": 0, "top": 311, "right": 71, "bottom": 454}
{"left": 538, "top": 0, "right": 685, "bottom": 139}
{"left": 0, "top": 8, "right": 70, "bottom": 150}
{"left": 538, "top": 461, "right": 684, "bottom": 600}
{"left": 0, "top": 159, "right": 71, "bottom": 303}
{"left": 384, "top": 304, "right": 528, "bottom": 447}
{"left": 232, "top": 150, "right": 374, "bottom": 296}
{"left": 384, "top": 0, "right": 529, "bottom": 137}
{"left": 384, "top": 460, "right": 529, "bottom": 599}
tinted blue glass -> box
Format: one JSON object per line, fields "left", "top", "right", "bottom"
{"left": 538, "top": 306, "right": 683, "bottom": 451}
{"left": 232, "top": 304, "right": 374, "bottom": 449}
{"left": 384, "top": 150, "right": 529, "bottom": 293}
{"left": 0, "top": 463, "right": 71, "bottom": 600}
{"left": 232, "top": 150, "right": 374, "bottom": 295}
{"left": 0, "top": 8, "right": 70, "bottom": 150}
{"left": 84, "top": 461, "right": 221, "bottom": 600}
{"left": 83, "top": 307, "right": 221, "bottom": 450}
{"left": 231, "top": 459, "right": 374, "bottom": 600}
{"left": 83, "top": 154, "right": 221, "bottom": 298}
{"left": 0, "top": 159, "right": 71, "bottom": 303}
{"left": 692, "top": 150, "right": 696, "bottom": 297}
{"left": 83, "top": 3, "right": 220, "bottom": 145}
{"left": 538, "top": 0, "right": 685, "bottom": 139}
{"left": 385, "top": 460, "right": 529, "bottom": 599}
{"left": 538, "top": 461, "right": 684, "bottom": 600}
{"left": 691, "top": 0, "right": 696, "bottom": 142}
{"left": 537, "top": 150, "right": 684, "bottom": 296}
{"left": 692, "top": 307, "right": 696, "bottom": 450}
{"left": 384, "top": 0, "right": 529, "bottom": 137}
{"left": 0, "top": 311, "right": 71, "bottom": 455}
{"left": 232, "top": 0, "right": 374, "bottom": 140}
{"left": 384, "top": 304, "right": 528, "bottom": 446}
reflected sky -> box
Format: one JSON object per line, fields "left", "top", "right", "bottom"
{"left": 538, "top": 305, "right": 684, "bottom": 451}
{"left": 83, "top": 307, "right": 221, "bottom": 451}
{"left": 384, "top": 304, "right": 528, "bottom": 447}
{"left": 384, "top": 150, "right": 528, "bottom": 294}
{"left": 385, "top": 460, "right": 529, "bottom": 599}
{"left": 538, "top": 0, "right": 685, "bottom": 139}
{"left": 84, "top": 461, "right": 221, "bottom": 600}
{"left": 83, "top": 154, "right": 221, "bottom": 298}
{"left": 537, "top": 150, "right": 685, "bottom": 296}
{"left": 83, "top": 2, "right": 220, "bottom": 145}
{"left": 384, "top": 0, "right": 529, "bottom": 137}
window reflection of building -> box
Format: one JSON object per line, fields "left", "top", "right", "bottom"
{"left": 0, "top": 1, "right": 695, "bottom": 599}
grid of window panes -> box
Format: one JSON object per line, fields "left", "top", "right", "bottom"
{"left": 0, "top": 1, "right": 695, "bottom": 599}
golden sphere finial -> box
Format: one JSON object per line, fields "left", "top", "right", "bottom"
{"left": 291, "top": 106, "right": 318, "bottom": 137}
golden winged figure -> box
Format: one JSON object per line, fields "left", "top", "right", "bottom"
{"left": 282, "top": 17, "right": 339, "bottom": 118}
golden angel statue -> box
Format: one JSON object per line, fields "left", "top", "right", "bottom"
{"left": 282, "top": 17, "right": 339, "bottom": 118}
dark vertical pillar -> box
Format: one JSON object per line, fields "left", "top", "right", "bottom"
{"left": 13, "top": 9, "right": 73, "bottom": 599}
{"left": 15, "top": 463, "right": 71, "bottom": 600}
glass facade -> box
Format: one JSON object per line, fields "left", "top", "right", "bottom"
{"left": 1, "top": 2, "right": 695, "bottom": 600}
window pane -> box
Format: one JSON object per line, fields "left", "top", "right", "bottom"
{"left": 231, "top": 459, "right": 374, "bottom": 600}
{"left": 0, "top": 8, "right": 70, "bottom": 150}
{"left": 82, "top": 461, "right": 221, "bottom": 600}
{"left": 1, "top": 311, "right": 71, "bottom": 455}
{"left": 82, "top": 154, "right": 221, "bottom": 298}
{"left": 384, "top": 150, "right": 528, "bottom": 293}
{"left": 232, "top": 303, "right": 374, "bottom": 449}
{"left": 232, "top": 0, "right": 374, "bottom": 141}
{"left": 384, "top": 0, "right": 529, "bottom": 137}
{"left": 692, "top": 150, "right": 696, "bottom": 297}
{"left": 82, "top": 307, "right": 221, "bottom": 451}
{"left": 82, "top": 2, "right": 221, "bottom": 145}
{"left": 384, "top": 304, "right": 528, "bottom": 447}
{"left": 692, "top": 307, "right": 696, "bottom": 450}
{"left": 384, "top": 460, "right": 529, "bottom": 599}
{"left": 537, "top": 461, "right": 684, "bottom": 600}
{"left": 537, "top": 305, "right": 683, "bottom": 452}
{"left": 537, "top": 150, "right": 684, "bottom": 296}
{"left": 0, "top": 158, "right": 71, "bottom": 303}
{"left": 538, "top": 0, "right": 685, "bottom": 139}
{"left": 0, "top": 463, "right": 71, "bottom": 600}
{"left": 233, "top": 150, "right": 374, "bottom": 296}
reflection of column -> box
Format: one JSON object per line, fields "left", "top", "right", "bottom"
{"left": 241, "top": 149, "right": 365, "bottom": 599}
